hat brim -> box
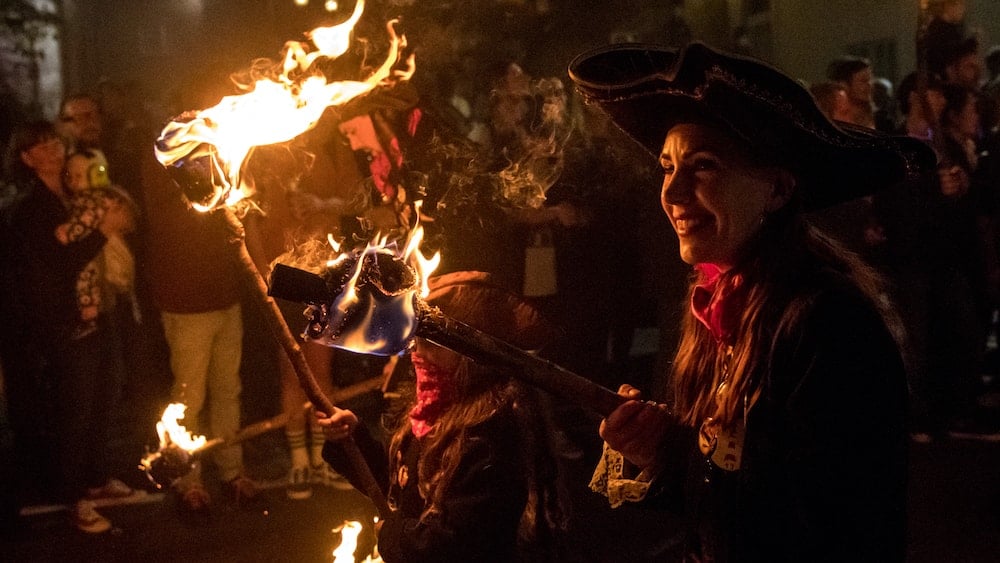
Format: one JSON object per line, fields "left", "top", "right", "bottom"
{"left": 568, "top": 42, "right": 936, "bottom": 210}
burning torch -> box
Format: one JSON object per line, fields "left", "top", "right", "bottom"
{"left": 146, "top": 0, "right": 413, "bottom": 518}
{"left": 268, "top": 253, "right": 628, "bottom": 418}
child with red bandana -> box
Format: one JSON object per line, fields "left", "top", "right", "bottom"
{"left": 316, "top": 271, "right": 566, "bottom": 562}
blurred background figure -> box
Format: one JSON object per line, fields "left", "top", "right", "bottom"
{"left": 826, "top": 55, "right": 876, "bottom": 128}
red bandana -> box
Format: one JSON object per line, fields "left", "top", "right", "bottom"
{"left": 408, "top": 352, "right": 457, "bottom": 438}
{"left": 690, "top": 263, "right": 742, "bottom": 345}
{"left": 368, "top": 108, "right": 421, "bottom": 202}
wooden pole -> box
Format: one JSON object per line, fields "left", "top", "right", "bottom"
{"left": 218, "top": 208, "right": 391, "bottom": 518}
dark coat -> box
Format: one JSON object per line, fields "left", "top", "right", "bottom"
{"left": 649, "top": 273, "right": 908, "bottom": 562}
{"left": 323, "top": 411, "right": 528, "bottom": 563}
{"left": 7, "top": 178, "right": 106, "bottom": 342}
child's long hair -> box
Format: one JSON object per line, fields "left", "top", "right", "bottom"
{"left": 385, "top": 353, "right": 567, "bottom": 554}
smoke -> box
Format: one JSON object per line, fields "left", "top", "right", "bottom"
{"left": 494, "top": 76, "right": 572, "bottom": 209}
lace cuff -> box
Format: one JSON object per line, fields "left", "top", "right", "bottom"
{"left": 588, "top": 442, "right": 659, "bottom": 508}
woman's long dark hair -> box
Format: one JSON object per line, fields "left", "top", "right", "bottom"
{"left": 670, "top": 201, "right": 901, "bottom": 427}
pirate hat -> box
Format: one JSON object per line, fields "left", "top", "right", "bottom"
{"left": 568, "top": 42, "right": 936, "bottom": 210}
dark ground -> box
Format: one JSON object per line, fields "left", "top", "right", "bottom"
{"left": 2, "top": 298, "right": 998, "bottom": 562}
{"left": 0, "top": 413, "right": 998, "bottom": 563}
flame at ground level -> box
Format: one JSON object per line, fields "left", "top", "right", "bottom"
{"left": 332, "top": 519, "right": 382, "bottom": 562}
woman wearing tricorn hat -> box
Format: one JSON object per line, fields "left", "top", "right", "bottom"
{"left": 570, "top": 42, "right": 935, "bottom": 561}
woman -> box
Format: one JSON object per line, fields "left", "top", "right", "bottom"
{"left": 2, "top": 121, "right": 133, "bottom": 534}
{"left": 316, "top": 271, "right": 565, "bottom": 562}
{"left": 568, "top": 43, "right": 935, "bottom": 561}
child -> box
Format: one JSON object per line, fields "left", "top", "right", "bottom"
{"left": 316, "top": 271, "right": 567, "bottom": 562}
{"left": 57, "top": 150, "right": 138, "bottom": 339}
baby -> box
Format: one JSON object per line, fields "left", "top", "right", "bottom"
{"left": 57, "top": 150, "right": 138, "bottom": 339}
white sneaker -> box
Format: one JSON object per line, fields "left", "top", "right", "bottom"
{"left": 74, "top": 500, "right": 111, "bottom": 534}
{"left": 311, "top": 463, "right": 353, "bottom": 491}
{"left": 87, "top": 478, "right": 135, "bottom": 499}
{"left": 286, "top": 466, "right": 313, "bottom": 500}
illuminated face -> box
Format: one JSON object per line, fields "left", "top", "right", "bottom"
{"left": 64, "top": 154, "right": 92, "bottom": 193}
{"left": 412, "top": 338, "right": 460, "bottom": 374}
{"left": 59, "top": 98, "right": 102, "bottom": 147}
{"left": 659, "top": 123, "right": 790, "bottom": 271}
{"left": 338, "top": 114, "right": 383, "bottom": 156}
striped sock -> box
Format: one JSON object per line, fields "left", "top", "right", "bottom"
{"left": 309, "top": 422, "right": 326, "bottom": 466}
{"left": 286, "top": 429, "right": 309, "bottom": 469}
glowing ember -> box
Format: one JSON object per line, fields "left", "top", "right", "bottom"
{"left": 155, "top": 0, "right": 414, "bottom": 211}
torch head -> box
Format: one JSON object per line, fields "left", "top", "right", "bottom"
{"left": 162, "top": 147, "right": 225, "bottom": 209}
{"left": 141, "top": 445, "right": 196, "bottom": 488}
{"left": 268, "top": 250, "right": 421, "bottom": 356}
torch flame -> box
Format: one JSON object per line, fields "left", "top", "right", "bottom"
{"left": 332, "top": 519, "right": 382, "bottom": 563}
{"left": 155, "top": 0, "right": 414, "bottom": 212}
{"left": 139, "top": 402, "right": 209, "bottom": 484}
{"left": 155, "top": 402, "right": 208, "bottom": 452}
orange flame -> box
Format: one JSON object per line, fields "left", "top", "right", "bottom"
{"left": 139, "top": 402, "right": 208, "bottom": 476}
{"left": 155, "top": 0, "right": 415, "bottom": 211}
{"left": 332, "top": 519, "right": 382, "bottom": 563}
{"left": 155, "top": 403, "right": 208, "bottom": 452}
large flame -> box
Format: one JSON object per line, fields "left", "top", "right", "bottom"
{"left": 155, "top": 0, "right": 414, "bottom": 211}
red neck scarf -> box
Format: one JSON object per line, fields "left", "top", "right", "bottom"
{"left": 690, "top": 263, "right": 743, "bottom": 345}
{"left": 368, "top": 108, "right": 422, "bottom": 202}
{"left": 408, "top": 352, "right": 457, "bottom": 438}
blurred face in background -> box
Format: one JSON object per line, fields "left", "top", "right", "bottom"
{"left": 947, "top": 90, "right": 981, "bottom": 139}
{"left": 946, "top": 53, "right": 983, "bottom": 90}
{"left": 64, "top": 154, "right": 93, "bottom": 194}
{"left": 59, "top": 97, "right": 103, "bottom": 148}
{"left": 846, "top": 67, "right": 874, "bottom": 105}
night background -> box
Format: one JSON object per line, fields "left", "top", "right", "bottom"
{"left": 1, "top": 1, "right": 999, "bottom": 561}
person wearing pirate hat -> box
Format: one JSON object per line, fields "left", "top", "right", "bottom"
{"left": 572, "top": 42, "right": 935, "bottom": 561}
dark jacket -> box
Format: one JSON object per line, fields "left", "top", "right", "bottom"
{"left": 323, "top": 411, "right": 528, "bottom": 563}
{"left": 141, "top": 153, "right": 241, "bottom": 314}
{"left": 648, "top": 273, "right": 908, "bottom": 562}
{"left": 7, "top": 178, "right": 106, "bottom": 342}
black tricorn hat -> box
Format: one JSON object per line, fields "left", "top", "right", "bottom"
{"left": 568, "top": 42, "right": 936, "bottom": 210}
